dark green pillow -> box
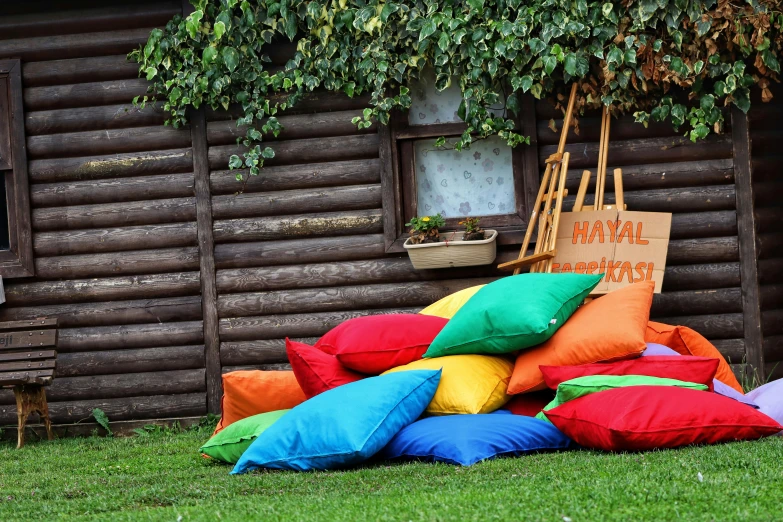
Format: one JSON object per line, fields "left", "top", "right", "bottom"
{"left": 200, "top": 409, "right": 289, "bottom": 464}
{"left": 424, "top": 273, "right": 602, "bottom": 358}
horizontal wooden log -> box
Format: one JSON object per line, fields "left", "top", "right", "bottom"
{"left": 752, "top": 181, "right": 783, "bottom": 208}
{"left": 58, "top": 321, "right": 204, "bottom": 353}
{"left": 662, "top": 262, "right": 740, "bottom": 291}
{"left": 32, "top": 197, "right": 196, "bottom": 232}
{"left": 762, "top": 309, "right": 783, "bottom": 336}
{"left": 759, "top": 258, "right": 783, "bottom": 284}
{"left": 0, "top": 296, "right": 202, "bottom": 329}
{"left": 220, "top": 337, "right": 319, "bottom": 366}
{"left": 710, "top": 339, "right": 746, "bottom": 362}
{"left": 27, "top": 125, "right": 191, "bottom": 160}
{"left": 0, "top": 318, "right": 58, "bottom": 330}
{"left": 214, "top": 234, "right": 388, "bottom": 269}
{"left": 206, "top": 91, "right": 371, "bottom": 121}
{"left": 538, "top": 116, "right": 677, "bottom": 146}
{"left": 566, "top": 185, "right": 736, "bottom": 214}
{"left": 4, "top": 272, "right": 200, "bottom": 307}
{"left": 750, "top": 156, "right": 783, "bottom": 183}
{"left": 207, "top": 109, "right": 374, "bottom": 146}
{"left": 212, "top": 185, "right": 381, "bottom": 220}
{"left": 0, "top": 27, "right": 155, "bottom": 63}
{"left": 223, "top": 363, "right": 292, "bottom": 373}
{"left": 0, "top": 393, "right": 206, "bottom": 425}
{"left": 31, "top": 173, "right": 195, "bottom": 208}
{"left": 0, "top": 416, "right": 204, "bottom": 440}
{"left": 24, "top": 78, "right": 150, "bottom": 112}
{"left": 0, "top": 359, "right": 56, "bottom": 374}
{"left": 651, "top": 288, "right": 742, "bottom": 317}
{"left": 34, "top": 222, "right": 198, "bottom": 256}
{"left": 56, "top": 345, "right": 205, "bottom": 378}
{"left": 26, "top": 103, "right": 166, "bottom": 137}
{"left": 213, "top": 209, "right": 383, "bottom": 243}
{"left": 564, "top": 159, "right": 734, "bottom": 192}
{"left": 216, "top": 253, "right": 512, "bottom": 293}
{"left": 219, "top": 307, "right": 421, "bottom": 342}
{"left": 758, "top": 232, "right": 783, "bottom": 260}
{"left": 540, "top": 134, "right": 732, "bottom": 170}
{"left": 42, "top": 369, "right": 206, "bottom": 403}
{"left": 29, "top": 148, "right": 193, "bottom": 183}
{"left": 669, "top": 211, "right": 738, "bottom": 240}
{"left": 0, "top": 3, "right": 179, "bottom": 40}
{"left": 22, "top": 55, "right": 142, "bottom": 89}
{"left": 210, "top": 159, "right": 381, "bottom": 196}
{"left": 650, "top": 312, "right": 743, "bottom": 339}
{"left": 666, "top": 237, "right": 739, "bottom": 265}
{"left": 34, "top": 247, "right": 200, "bottom": 279}
{"left": 218, "top": 278, "right": 493, "bottom": 318}
{"left": 761, "top": 284, "right": 783, "bottom": 311}
{"left": 0, "top": 350, "right": 56, "bottom": 364}
{"left": 208, "top": 134, "right": 379, "bottom": 169}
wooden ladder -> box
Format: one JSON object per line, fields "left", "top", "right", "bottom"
{"left": 498, "top": 83, "right": 578, "bottom": 274}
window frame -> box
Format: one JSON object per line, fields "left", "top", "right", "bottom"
{"left": 0, "top": 59, "right": 34, "bottom": 278}
{"left": 379, "top": 94, "right": 539, "bottom": 253}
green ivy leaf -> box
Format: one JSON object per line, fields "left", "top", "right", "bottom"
{"left": 222, "top": 47, "right": 240, "bottom": 72}
{"left": 762, "top": 50, "right": 780, "bottom": 73}
{"left": 203, "top": 46, "right": 218, "bottom": 65}
{"left": 144, "top": 66, "right": 157, "bottom": 80}
{"left": 543, "top": 55, "right": 557, "bottom": 75}
{"left": 185, "top": 9, "right": 203, "bottom": 40}
{"left": 214, "top": 20, "right": 226, "bottom": 40}
{"left": 419, "top": 19, "right": 437, "bottom": 42}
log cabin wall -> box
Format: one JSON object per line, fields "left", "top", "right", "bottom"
{"left": 0, "top": 0, "right": 776, "bottom": 427}
{"left": 0, "top": 0, "right": 207, "bottom": 425}
{"left": 749, "top": 88, "right": 783, "bottom": 382}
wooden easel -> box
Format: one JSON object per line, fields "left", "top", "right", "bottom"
{"left": 498, "top": 83, "right": 578, "bottom": 274}
{"left": 572, "top": 106, "right": 625, "bottom": 212}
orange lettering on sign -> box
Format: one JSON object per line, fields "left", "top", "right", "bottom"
{"left": 606, "top": 219, "right": 619, "bottom": 243}
{"left": 573, "top": 221, "right": 589, "bottom": 244}
{"left": 551, "top": 263, "right": 561, "bottom": 271}
{"left": 618, "top": 261, "right": 633, "bottom": 283}
{"left": 561, "top": 263, "right": 573, "bottom": 273}
{"left": 575, "top": 262, "right": 587, "bottom": 274}
{"left": 604, "top": 261, "right": 622, "bottom": 282}
{"left": 587, "top": 261, "right": 599, "bottom": 274}
{"left": 634, "top": 262, "right": 647, "bottom": 282}
{"left": 646, "top": 262, "right": 655, "bottom": 280}
{"left": 618, "top": 221, "right": 634, "bottom": 244}
{"left": 589, "top": 221, "right": 605, "bottom": 243}
{"left": 636, "top": 222, "right": 649, "bottom": 245}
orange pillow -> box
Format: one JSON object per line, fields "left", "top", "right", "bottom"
{"left": 645, "top": 321, "right": 743, "bottom": 393}
{"left": 213, "top": 370, "right": 306, "bottom": 435}
{"left": 507, "top": 281, "right": 654, "bottom": 394}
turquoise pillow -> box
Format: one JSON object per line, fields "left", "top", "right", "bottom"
{"left": 425, "top": 273, "right": 602, "bottom": 357}
{"left": 232, "top": 369, "right": 441, "bottom": 473}
{"left": 200, "top": 410, "right": 289, "bottom": 464}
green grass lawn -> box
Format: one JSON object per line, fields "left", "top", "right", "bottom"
{"left": 1, "top": 422, "right": 781, "bottom": 521}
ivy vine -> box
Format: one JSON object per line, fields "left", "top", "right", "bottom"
{"left": 130, "top": 0, "right": 783, "bottom": 180}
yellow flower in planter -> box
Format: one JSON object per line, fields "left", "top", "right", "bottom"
{"left": 422, "top": 217, "right": 430, "bottom": 222}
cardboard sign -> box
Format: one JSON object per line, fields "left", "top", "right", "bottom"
{"left": 551, "top": 210, "right": 672, "bottom": 293}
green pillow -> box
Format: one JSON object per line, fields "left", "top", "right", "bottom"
{"left": 424, "top": 273, "right": 602, "bottom": 358}
{"left": 200, "top": 409, "right": 290, "bottom": 463}
{"left": 536, "top": 375, "right": 709, "bottom": 422}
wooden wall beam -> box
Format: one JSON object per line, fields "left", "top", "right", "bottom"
{"left": 190, "top": 108, "right": 222, "bottom": 413}
{"left": 731, "top": 105, "right": 765, "bottom": 380}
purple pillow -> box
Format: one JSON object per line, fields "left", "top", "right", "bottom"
{"left": 642, "top": 343, "right": 759, "bottom": 409}
{"left": 747, "top": 379, "right": 783, "bottom": 433}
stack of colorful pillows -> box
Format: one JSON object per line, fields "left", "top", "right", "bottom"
{"left": 198, "top": 273, "right": 783, "bottom": 472}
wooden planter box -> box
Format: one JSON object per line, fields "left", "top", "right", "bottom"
{"left": 403, "top": 230, "right": 498, "bottom": 269}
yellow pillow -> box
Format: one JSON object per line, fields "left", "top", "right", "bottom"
{"left": 383, "top": 354, "right": 513, "bottom": 415}
{"left": 418, "top": 285, "right": 485, "bottom": 319}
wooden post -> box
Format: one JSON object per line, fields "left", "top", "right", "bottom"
{"left": 731, "top": 105, "right": 765, "bottom": 382}
{"left": 190, "top": 108, "right": 223, "bottom": 413}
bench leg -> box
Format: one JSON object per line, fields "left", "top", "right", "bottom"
{"left": 13, "top": 385, "right": 53, "bottom": 449}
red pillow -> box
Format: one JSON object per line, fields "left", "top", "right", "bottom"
{"left": 286, "top": 338, "right": 364, "bottom": 398}
{"left": 503, "top": 390, "right": 556, "bottom": 417}
{"left": 546, "top": 386, "right": 782, "bottom": 451}
{"left": 540, "top": 356, "right": 719, "bottom": 392}
{"left": 315, "top": 314, "right": 448, "bottom": 374}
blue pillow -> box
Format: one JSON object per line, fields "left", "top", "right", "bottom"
{"left": 381, "top": 414, "right": 571, "bottom": 466}
{"left": 232, "top": 369, "right": 441, "bottom": 473}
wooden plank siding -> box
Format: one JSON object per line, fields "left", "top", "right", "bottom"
{"left": 0, "top": 0, "right": 205, "bottom": 424}
{"left": 749, "top": 86, "right": 783, "bottom": 382}
{"left": 0, "top": 0, "right": 776, "bottom": 426}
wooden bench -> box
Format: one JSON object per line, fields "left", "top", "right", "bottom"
{"left": 0, "top": 318, "right": 58, "bottom": 448}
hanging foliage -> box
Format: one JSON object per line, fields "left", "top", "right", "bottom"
{"left": 130, "top": 0, "right": 783, "bottom": 179}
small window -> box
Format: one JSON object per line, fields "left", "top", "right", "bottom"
{"left": 0, "top": 59, "right": 34, "bottom": 277}
{"left": 380, "top": 70, "right": 538, "bottom": 251}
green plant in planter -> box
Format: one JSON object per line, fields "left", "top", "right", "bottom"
{"left": 459, "top": 217, "right": 485, "bottom": 241}
{"left": 406, "top": 214, "right": 446, "bottom": 244}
